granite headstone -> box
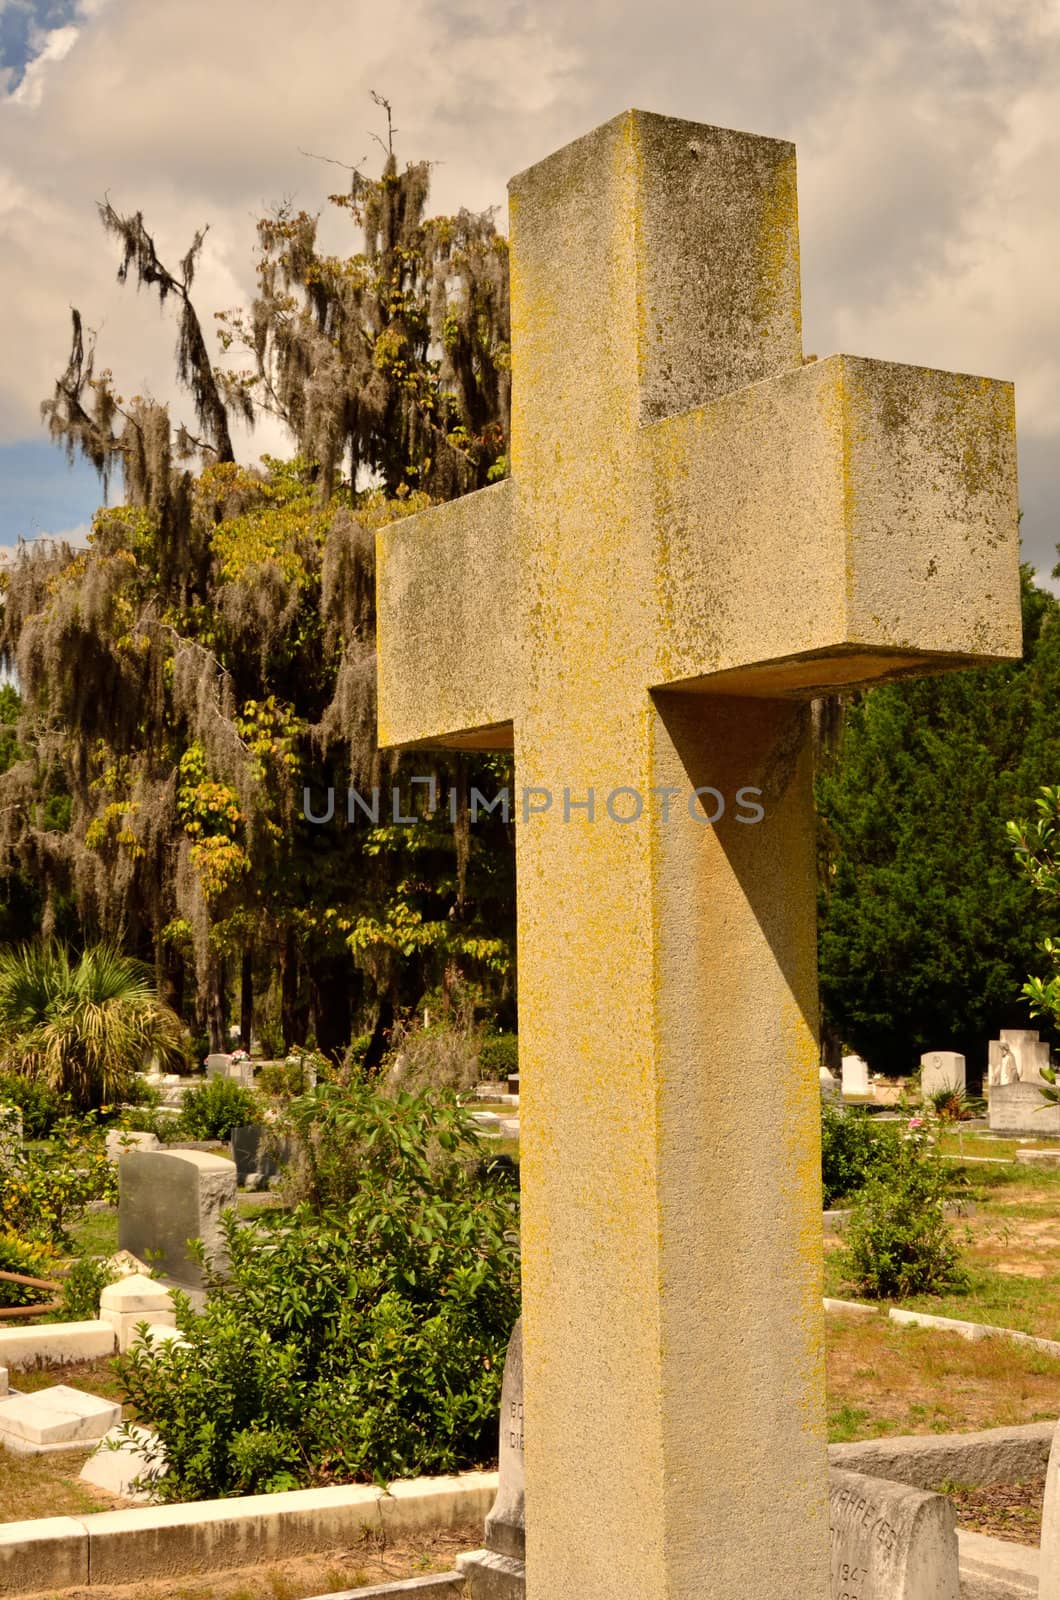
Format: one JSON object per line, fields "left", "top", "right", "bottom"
{"left": 118, "top": 1149, "right": 236, "bottom": 1287}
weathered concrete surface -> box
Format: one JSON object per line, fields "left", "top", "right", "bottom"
{"left": 0, "top": 1473, "right": 496, "bottom": 1594}
{"left": 0, "top": 1384, "right": 119, "bottom": 1452}
{"left": 85, "top": 1473, "right": 497, "bottom": 1585}
{"left": 958, "top": 1530, "right": 1040, "bottom": 1599}
{"left": 0, "top": 1319, "right": 115, "bottom": 1371}
{"left": 0, "top": 1516, "right": 88, "bottom": 1593}
{"left": 80, "top": 1424, "right": 161, "bottom": 1503}
{"left": 830, "top": 1420, "right": 1057, "bottom": 1489}
{"left": 375, "top": 109, "right": 1022, "bottom": 1600}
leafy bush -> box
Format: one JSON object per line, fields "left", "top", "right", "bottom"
{"left": 838, "top": 1132, "right": 967, "bottom": 1299}
{"left": 0, "top": 1073, "right": 65, "bottom": 1139}
{"left": 478, "top": 1035, "right": 518, "bottom": 1080}
{"left": 0, "top": 1117, "right": 117, "bottom": 1245}
{"left": 50, "top": 1255, "right": 119, "bottom": 1321}
{"left": 0, "top": 942, "right": 185, "bottom": 1111}
{"left": 179, "top": 1078, "right": 259, "bottom": 1141}
{"left": 279, "top": 1079, "right": 504, "bottom": 1215}
{"left": 926, "top": 1087, "right": 975, "bottom": 1123}
{"left": 821, "top": 1107, "right": 898, "bottom": 1207}
{"left": 257, "top": 1049, "right": 327, "bottom": 1099}
{"left": 385, "top": 1008, "right": 485, "bottom": 1096}
{"left": 116, "top": 1084, "right": 520, "bottom": 1500}
{"left": 0, "top": 1232, "right": 60, "bottom": 1308}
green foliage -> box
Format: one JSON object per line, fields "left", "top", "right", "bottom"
{"left": 818, "top": 569, "right": 1060, "bottom": 1074}
{"left": 0, "top": 1073, "right": 64, "bottom": 1138}
{"left": 50, "top": 1255, "right": 119, "bottom": 1321}
{"left": 0, "top": 1233, "right": 60, "bottom": 1308}
{"left": 1007, "top": 785, "right": 1060, "bottom": 1106}
{"left": 0, "top": 1118, "right": 117, "bottom": 1246}
{"left": 926, "top": 1086, "right": 976, "bottom": 1122}
{"left": 278, "top": 1080, "right": 501, "bottom": 1215}
{"left": 820, "top": 1107, "right": 899, "bottom": 1207}
{"left": 178, "top": 1077, "right": 259, "bottom": 1141}
{"left": 116, "top": 1085, "right": 519, "bottom": 1500}
{"left": 839, "top": 1130, "right": 967, "bottom": 1299}
{"left": 478, "top": 1035, "right": 518, "bottom": 1080}
{"left": 0, "top": 942, "right": 184, "bottom": 1111}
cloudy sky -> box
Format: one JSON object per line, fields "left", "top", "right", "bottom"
{"left": 0, "top": 0, "right": 1057, "bottom": 583}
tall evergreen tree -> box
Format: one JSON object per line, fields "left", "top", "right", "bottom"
{"left": 817, "top": 568, "right": 1060, "bottom": 1079}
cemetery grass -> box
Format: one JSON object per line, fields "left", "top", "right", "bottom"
{"left": 825, "top": 1314, "right": 1060, "bottom": 1441}
{"left": 16, "top": 1521, "right": 485, "bottom": 1600}
{"left": 0, "top": 1444, "right": 114, "bottom": 1522}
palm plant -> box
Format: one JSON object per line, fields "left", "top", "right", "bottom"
{"left": 0, "top": 942, "right": 184, "bottom": 1110}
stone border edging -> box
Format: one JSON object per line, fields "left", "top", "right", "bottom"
{"left": 829, "top": 1419, "right": 1056, "bottom": 1490}
{"left": 889, "top": 1306, "right": 1060, "bottom": 1357}
{"left": 958, "top": 1529, "right": 1039, "bottom": 1598}
{"left": 306, "top": 1576, "right": 465, "bottom": 1598}
{"left": 0, "top": 1470, "right": 497, "bottom": 1594}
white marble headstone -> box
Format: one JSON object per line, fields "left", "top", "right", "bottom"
{"left": 920, "top": 1052, "right": 966, "bottom": 1097}
{"left": 842, "top": 1055, "right": 871, "bottom": 1097}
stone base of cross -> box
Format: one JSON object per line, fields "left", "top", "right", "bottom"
{"left": 375, "top": 112, "right": 1020, "bottom": 1600}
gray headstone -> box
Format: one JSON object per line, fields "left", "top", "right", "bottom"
{"left": 1041, "top": 1417, "right": 1060, "bottom": 1600}
{"left": 821, "top": 1066, "right": 841, "bottom": 1103}
{"left": 458, "top": 1319, "right": 525, "bottom": 1597}
{"left": 829, "top": 1469, "right": 959, "bottom": 1599}
{"left": 118, "top": 1149, "right": 236, "bottom": 1287}
{"left": 230, "top": 1124, "right": 289, "bottom": 1187}
{"left": 988, "top": 1080, "right": 1060, "bottom": 1137}
{"left": 205, "top": 1053, "right": 231, "bottom": 1079}
{"left": 920, "top": 1052, "right": 966, "bottom": 1098}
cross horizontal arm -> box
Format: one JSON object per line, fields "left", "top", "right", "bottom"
{"left": 375, "top": 478, "right": 518, "bottom": 750}
{"left": 645, "top": 354, "right": 1020, "bottom": 696}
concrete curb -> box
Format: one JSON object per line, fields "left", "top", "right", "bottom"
{"left": 958, "top": 1529, "right": 1039, "bottom": 1598}
{"left": 0, "top": 1471, "right": 497, "bottom": 1594}
{"left": 309, "top": 1577, "right": 465, "bottom": 1598}
{"left": 823, "top": 1298, "right": 879, "bottom": 1316}
{"left": 830, "top": 1420, "right": 1057, "bottom": 1490}
{"left": 889, "top": 1306, "right": 1060, "bottom": 1357}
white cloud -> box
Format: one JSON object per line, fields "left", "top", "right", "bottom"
{"left": 0, "top": 0, "right": 1057, "bottom": 571}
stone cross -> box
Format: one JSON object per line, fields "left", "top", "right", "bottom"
{"left": 375, "top": 111, "right": 1020, "bottom": 1600}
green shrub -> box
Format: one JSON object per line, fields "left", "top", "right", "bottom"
{"left": 50, "top": 1255, "right": 119, "bottom": 1321}
{"left": 0, "top": 1117, "right": 117, "bottom": 1245}
{"left": 478, "top": 1035, "right": 518, "bottom": 1080}
{"left": 821, "top": 1107, "right": 898, "bottom": 1207}
{"left": 0, "top": 1073, "right": 65, "bottom": 1139}
{"left": 838, "top": 1130, "right": 967, "bottom": 1299}
{"left": 0, "top": 1232, "right": 61, "bottom": 1307}
{"left": 179, "top": 1078, "right": 259, "bottom": 1141}
{"left": 116, "top": 1084, "right": 520, "bottom": 1500}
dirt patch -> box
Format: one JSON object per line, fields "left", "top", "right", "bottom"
{"left": 21, "top": 1522, "right": 482, "bottom": 1600}
{"left": 940, "top": 1477, "right": 1046, "bottom": 1546}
